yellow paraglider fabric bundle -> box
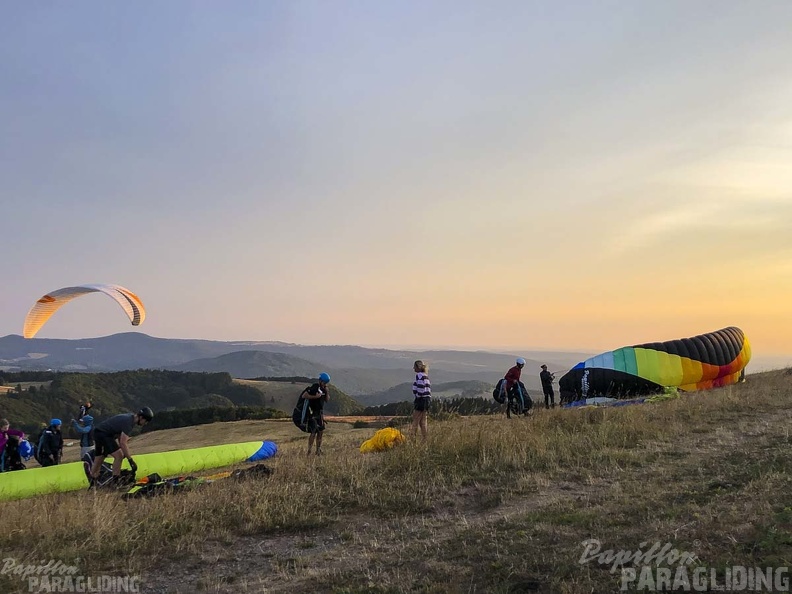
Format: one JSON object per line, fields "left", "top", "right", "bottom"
{"left": 0, "top": 440, "right": 272, "bottom": 501}
{"left": 360, "top": 428, "right": 406, "bottom": 453}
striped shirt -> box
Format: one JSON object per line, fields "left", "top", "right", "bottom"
{"left": 413, "top": 372, "right": 431, "bottom": 398}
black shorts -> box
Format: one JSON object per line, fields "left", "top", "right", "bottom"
{"left": 414, "top": 397, "right": 431, "bottom": 412}
{"left": 94, "top": 431, "right": 120, "bottom": 457}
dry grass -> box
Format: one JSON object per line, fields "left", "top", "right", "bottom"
{"left": 1, "top": 371, "right": 791, "bottom": 593}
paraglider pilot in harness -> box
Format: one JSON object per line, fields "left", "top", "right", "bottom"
{"left": 503, "top": 358, "right": 528, "bottom": 418}
{"left": 303, "top": 373, "right": 331, "bottom": 456}
{"left": 90, "top": 408, "right": 153, "bottom": 484}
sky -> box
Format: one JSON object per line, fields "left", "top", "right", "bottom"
{"left": 2, "top": 2, "right": 792, "bottom": 368}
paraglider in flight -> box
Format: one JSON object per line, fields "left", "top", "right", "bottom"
{"left": 23, "top": 284, "right": 146, "bottom": 339}
{"left": 558, "top": 327, "right": 751, "bottom": 403}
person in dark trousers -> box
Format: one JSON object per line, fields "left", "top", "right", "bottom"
{"left": 90, "top": 408, "right": 153, "bottom": 483}
{"left": 37, "top": 419, "right": 64, "bottom": 467}
{"left": 540, "top": 364, "right": 556, "bottom": 409}
{"left": 504, "top": 358, "right": 526, "bottom": 419}
{"left": 71, "top": 414, "right": 95, "bottom": 458}
{"left": 302, "top": 373, "right": 331, "bottom": 456}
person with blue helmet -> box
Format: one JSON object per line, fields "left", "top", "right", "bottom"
{"left": 37, "top": 418, "right": 63, "bottom": 467}
{"left": 301, "top": 373, "right": 331, "bottom": 456}
{"left": 71, "top": 414, "right": 95, "bottom": 458}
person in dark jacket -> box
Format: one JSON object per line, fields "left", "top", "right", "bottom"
{"left": 71, "top": 415, "right": 95, "bottom": 458}
{"left": 540, "top": 364, "right": 556, "bottom": 409}
{"left": 37, "top": 419, "right": 64, "bottom": 467}
{"left": 301, "top": 373, "right": 331, "bottom": 456}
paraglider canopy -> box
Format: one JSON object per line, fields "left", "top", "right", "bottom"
{"left": 23, "top": 284, "right": 146, "bottom": 338}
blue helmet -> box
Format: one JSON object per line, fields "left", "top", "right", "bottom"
{"left": 50, "top": 418, "right": 62, "bottom": 427}
{"left": 318, "top": 372, "right": 331, "bottom": 383}
{"left": 82, "top": 415, "right": 94, "bottom": 424}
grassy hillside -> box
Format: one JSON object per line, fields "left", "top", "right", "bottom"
{"left": 357, "top": 379, "right": 494, "bottom": 406}
{"left": 1, "top": 370, "right": 789, "bottom": 593}
{"left": 233, "top": 378, "right": 363, "bottom": 415}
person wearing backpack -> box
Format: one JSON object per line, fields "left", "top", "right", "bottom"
{"left": 0, "top": 418, "right": 25, "bottom": 472}
{"left": 299, "top": 373, "right": 331, "bottom": 456}
{"left": 71, "top": 415, "right": 95, "bottom": 458}
{"left": 37, "top": 419, "right": 64, "bottom": 467}
{"left": 503, "top": 358, "right": 526, "bottom": 419}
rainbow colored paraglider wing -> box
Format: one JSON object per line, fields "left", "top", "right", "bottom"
{"left": 23, "top": 284, "right": 146, "bottom": 338}
{"left": 559, "top": 327, "right": 751, "bottom": 401}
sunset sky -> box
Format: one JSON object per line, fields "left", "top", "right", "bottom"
{"left": 2, "top": 2, "right": 791, "bottom": 367}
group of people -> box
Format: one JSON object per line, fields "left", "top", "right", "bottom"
{"left": 0, "top": 402, "right": 156, "bottom": 488}
{"left": 0, "top": 417, "right": 66, "bottom": 471}
{"left": 407, "top": 356, "right": 557, "bottom": 437}
{"left": 502, "top": 358, "right": 557, "bottom": 411}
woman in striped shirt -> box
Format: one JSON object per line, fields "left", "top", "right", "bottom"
{"left": 411, "top": 360, "right": 431, "bottom": 440}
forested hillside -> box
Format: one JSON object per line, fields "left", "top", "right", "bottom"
{"left": 0, "top": 370, "right": 362, "bottom": 434}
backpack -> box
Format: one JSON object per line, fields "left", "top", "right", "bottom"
{"left": 492, "top": 378, "right": 506, "bottom": 404}
{"left": 292, "top": 391, "right": 311, "bottom": 433}
{"left": 1, "top": 439, "right": 26, "bottom": 472}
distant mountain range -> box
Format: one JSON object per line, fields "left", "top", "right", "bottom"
{"left": 0, "top": 332, "right": 593, "bottom": 399}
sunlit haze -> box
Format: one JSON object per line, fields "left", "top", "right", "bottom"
{"left": 2, "top": 2, "right": 791, "bottom": 368}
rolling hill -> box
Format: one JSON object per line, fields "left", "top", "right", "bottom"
{"left": 0, "top": 332, "right": 591, "bottom": 399}
{"left": 356, "top": 380, "right": 495, "bottom": 407}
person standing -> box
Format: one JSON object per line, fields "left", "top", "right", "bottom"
{"left": 71, "top": 414, "right": 95, "bottom": 459}
{"left": 540, "top": 364, "right": 556, "bottom": 409}
{"left": 78, "top": 401, "right": 92, "bottom": 421}
{"left": 90, "top": 408, "right": 153, "bottom": 483}
{"left": 504, "top": 358, "right": 526, "bottom": 419}
{"left": 37, "top": 419, "right": 64, "bottom": 467}
{"left": 302, "top": 373, "right": 331, "bottom": 456}
{"left": 411, "top": 360, "right": 431, "bottom": 440}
